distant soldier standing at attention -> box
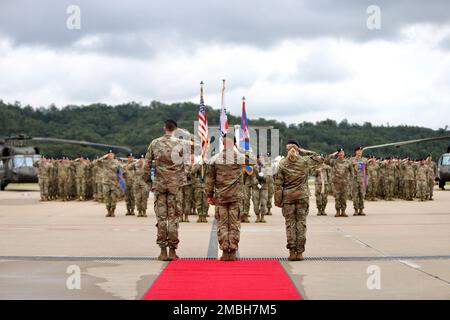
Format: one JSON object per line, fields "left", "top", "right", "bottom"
{"left": 326, "top": 148, "right": 353, "bottom": 217}
{"left": 366, "top": 156, "right": 379, "bottom": 201}
{"left": 264, "top": 153, "right": 275, "bottom": 215}
{"left": 96, "top": 150, "right": 122, "bottom": 217}
{"left": 123, "top": 153, "right": 136, "bottom": 216}
{"left": 314, "top": 162, "right": 331, "bottom": 216}
{"left": 275, "top": 140, "right": 323, "bottom": 261}
{"left": 191, "top": 159, "right": 209, "bottom": 223}
{"left": 144, "top": 120, "right": 187, "bottom": 261}
{"left": 416, "top": 159, "right": 429, "bottom": 201}
{"left": 206, "top": 137, "right": 245, "bottom": 261}
{"left": 34, "top": 156, "right": 51, "bottom": 201}
{"left": 252, "top": 155, "right": 268, "bottom": 223}
{"left": 130, "top": 155, "right": 150, "bottom": 217}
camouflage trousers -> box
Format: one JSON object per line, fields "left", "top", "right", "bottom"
{"left": 182, "top": 185, "right": 193, "bottom": 216}
{"left": 134, "top": 181, "right": 149, "bottom": 212}
{"left": 333, "top": 183, "right": 349, "bottom": 211}
{"left": 215, "top": 201, "right": 241, "bottom": 251}
{"left": 58, "top": 178, "right": 69, "bottom": 200}
{"left": 281, "top": 198, "right": 309, "bottom": 253}
{"left": 416, "top": 180, "right": 428, "bottom": 200}
{"left": 352, "top": 181, "right": 365, "bottom": 210}
{"left": 404, "top": 180, "right": 415, "bottom": 200}
{"left": 366, "top": 178, "right": 377, "bottom": 200}
{"left": 125, "top": 181, "right": 135, "bottom": 212}
{"left": 315, "top": 185, "right": 329, "bottom": 211}
{"left": 252, "top": 187, "right": 268, "bottom": 216}
{"left": 194, "top": 186, "right": 209, "bottom": 216}
{"left": 95, "top": 181, "right": 103, "bottom": 201}
{"left": 76, "top": 177, "right": 86, "bottom": 199}
{"left": 428, "top": 179, "right": 434, "bottom": 199}
{"left": 266, "top": 176, "right": 274, "bottom": 210}
{"left": 154, "top": 189, "right": 182, "bottom": 249}
{"left": 38, "top": 177, "right": 49, "bottom": 199}
{"left": 240, "top": 184, "right": 252, "bottom": 215}
{"left": 385, "top": 178, "right": 395, "bottom": 200}
{"left": 103, "top": 183, "right": 118, "bottom": 211}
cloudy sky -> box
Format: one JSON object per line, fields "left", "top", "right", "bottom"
{"left": 0, "top": 0, "right": 449, "bottom": 129}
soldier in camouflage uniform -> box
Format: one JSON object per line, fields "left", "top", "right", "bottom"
{"left": 144, "top": 120, "right": 187, "bottom": 261}
{"left": 384, "top": 158, "right": 396, "bottom": 201}
{"left": 181, "top": 156, "right": 194, "bottom": 223}
{"left": 400, "top": 159, "right": 415, "bottom": 201}
{"left": 74, "top": 157, "right": 88, "bottom": 201}
{"left": 350, "top": 147, "right": 368, "bottom": 216}
{"left": 34, "top": 157, "right": 50, "bottom": 201}
{"left": 366, "top": 157, "right": 379, "bottom": 201}
{"left": 97, "top": 151, "right": 122, "bottom": 217}
{"left": 191, "top": 161, "right": 209, "bottom": 223}
{"left": 377, "top": 159, "right": 387, "bottom": 199}
{"left": 416, "top": 159, "right": 429, "bottom": 201}
{"left": 264, "top": 154, "right": 275, "bottom": 215}
{"left": 275, "top": 140, "right": 323, "bottom": 261}
{"left": 427, "top": 155, "right": 437, "bottom": 200}
{"left": 314, "top": 162, "right": 331, "bottom": 215}
{"left": 252, "top": 156, "right": 268, "bottom": 223}
{"left": 326, "top": 148, "right": 353, "bottom": 217}
{"left": 130, "top": 155, "right": 149, "bottom": 217}
{"left": 123, "top": 153, "right": 136, "bottom": 215}
{"left": 94, "top": 159, "right": 104, "bottom": 202}
{"left": 206, "top": 137, "right": 245, "bottom": 261}
{"left": 240, "top": 169, "right": 253, "bottom": 223}
{"left": 58, "top": 158, "right": 71, "bottom": 201}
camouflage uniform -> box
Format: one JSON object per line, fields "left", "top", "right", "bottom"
{"left": 58, "top": 161, "right": 71, "bottom": 201}
{"left": 240, "top": 171, "right": 253, "bottom": 223}
{"left": 34, "top": 159, "right": 50, "bottom": 201}
{"left": 191, "top": 163, "right": 209, "bottom": 222}
{"left": 94, "top": 161, "right": 104, "bottom": 202}
{"left": 378, "top": 161, "right": 387, "bottom": 199}
{"left": 428, "top": 161, "right": 437, "bottom": 200}
{"left": 123, "top": 160, "right": 136, "bottom": 215}
{"left": 314, "top": 163, "right": 331, "bottom": 215}
{"left": 98, "top": 157, "right": 121, "bottom": 216}
{"left": 181, "top": 164, "right": 194, "bottom": 222}
{"left": 325, "top": 156, "right": 353, "bottom": 216}
{"left": 275, "top": 150, "right": 323, "bottom": 259}
{"left": 206, "top": 148, "right": 245, "bottom": 258}
{"left": 144, "top": 134, "right": 187, "bottom": 252}
{"left": 75, "top": 160, "right": 87, "bottom": 200}
{"left": 49, "top": 161, "right": 59, "bottom": 200}
{"left": 401, "top": 161, "right": 415, "bottom": 201}
{"left": 366, "top": 160, "right": 379, "bottom": 201}
{"left": 350, "top": 156, "right": 368, "bottom": 215}
{"left": 416, "top": 163, "right": 429, "bottom": 201}
{"left": 130, "top": 160, "right": 149, "bottom": 217}
{"left": 265, "top": 159, "right": 276, "bottom": 215}
{"left": 384, "top": 161, "right": 396, "bottom": 201}
{"left": 251, "top": 163, "right": 268, "bottom": 223}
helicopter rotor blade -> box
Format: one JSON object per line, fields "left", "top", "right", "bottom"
{"left": 32, "top": 137, "right": 132, "bottom": 153}
{"left": 363, "top": 136, "right": 450, "bottom": 151}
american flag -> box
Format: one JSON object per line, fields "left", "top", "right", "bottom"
{"left": 219, "top": 79, "right": 228, "bottom": 151}
{"left": 198, "top": 81, "right": 208, "bottom": 158}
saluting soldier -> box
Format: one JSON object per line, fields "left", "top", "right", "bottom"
{"left": 314, "top": 162, "right": 331, "bottom": 216}
{"left": 274, "top": 140, "right": 323, "bottom": 261}
{"left": 96, "top": 150, "right": 122, "bottom": 217}
{"left": 350, "top": 147, "right": 368, "bottom": 216}
{"left": 252, "top": 155, "right": 269, "bottom": 223}
{"left": 325, "top": 148, "right": 353, "bottom": 217}
{"left": 144, "top": 120, "right": 188, "bottom": 261}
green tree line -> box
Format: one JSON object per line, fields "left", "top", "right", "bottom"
{"left": 1, "top": 100, "right": 448, "bottom": 159}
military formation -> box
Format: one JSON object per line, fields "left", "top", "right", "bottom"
{"left": 33, "top": 120, "right": 439, "bottom": 262}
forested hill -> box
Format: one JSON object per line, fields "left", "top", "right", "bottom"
{"left": 1, "top": 100, "right": 448, "bottom": 159}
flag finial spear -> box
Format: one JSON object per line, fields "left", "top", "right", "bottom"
{"left": 242, "top": 96, "right": 246, "bottom": 101}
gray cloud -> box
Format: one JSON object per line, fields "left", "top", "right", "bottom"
{"left": 1, "top": 0, "right": 450, "bottom": 58}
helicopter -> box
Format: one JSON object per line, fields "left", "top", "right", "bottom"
{"left": 0, "top": 134, "right": 131, "bottom": 190}
{"left": 363, "top": 135, "right": 450, "bottom": 190}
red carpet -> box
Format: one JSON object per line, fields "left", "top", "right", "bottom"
{"left": 143, "top": 260, "right": 302, "bottom": 300}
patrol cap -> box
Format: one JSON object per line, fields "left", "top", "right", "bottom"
{"left": 287, "top": 139, "right": 300, "bottom": 147}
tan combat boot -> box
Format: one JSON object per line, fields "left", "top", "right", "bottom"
{"left": 255, "top": 214, "right": 261, "bottom": 223}
{"left": 228, "top": 250, "right": 237, "bottom": 261}
{"left": 141, "top": 211, "right": 147, "bottom": 217}
{"left": 335, "top": 210, "right": 340, "bottom": 217}
{"left": 168, "top": 248, "right": 179, "bottom": 261}
{"left": 158, "top": 247, "right": 168, "bottom": 261}
{"left": 296, "top": 252, "right": 304, "bottom": 261}
{"left": 266, "top": 208, "right": 272, "bottom": 215}
{"left": 341, "top": 210, "right": 348, "bottom": 217}
{"left": 288, "top": 249, "right": 297, "bottom": 261}
{"left": 220, "top": 251, "right": 229, "bottom": 261}
{"left": 353, "top": 209, "right": 358, "bottom": 216}
{"left": 184, "top": 214, "right": 190, "bottom": 222}
{"left": 260, "top": 215, "right": 266, "bottom": 223}
{"left": 359, "top": 209, "right": 366, "bottom": 216}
